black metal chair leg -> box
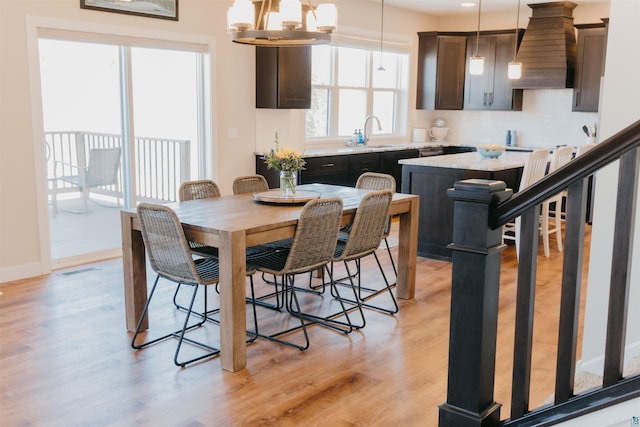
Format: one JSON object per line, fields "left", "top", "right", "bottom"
{"left": 174, "top": 283, "right": 220, "bottom": 367}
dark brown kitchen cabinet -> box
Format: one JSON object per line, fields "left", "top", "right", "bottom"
{"left": 256, "top": 149, "right": 420, "bottom": 191}
{"left": 348, "top": 153, "right": 381, "bottom": 185}
{"left": 417, "top": 32, "right": 467, "bottom": 110}
{"left": 380, "top": 149, "right": 420, "bottom": 192}
{"left": 463, "top": 30, "right": 523, "bottom": 111}
{"left": 572, "top": 22, "right": 607, "bottom": 112}
{"left": 256, "top": 46, "right": 311, "bottom": 109}
{"left": 300, "top": 155, "right": 350, "bottom": 185}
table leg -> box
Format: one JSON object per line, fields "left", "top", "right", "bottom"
{"left": 121, "top": 211, "right": 148, "bottom": 332}
{"left": 396, "top": 197, "right": 418, "bottom": 299}
{"left": 218, "top": 229, "right": 248, "bottom": 372}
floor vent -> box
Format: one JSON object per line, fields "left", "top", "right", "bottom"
{"left": 60, "top": 267, "right": 101, "bottom": 276}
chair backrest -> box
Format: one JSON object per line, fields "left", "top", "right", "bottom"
{"left": 85, "top": 148, "right": 121, "bottom": 187}
{"left": 519, "top": 149, "right": 550, "bottom": 191}
{"left": 575, "top": 143, "right": 596, "bottom": 157}
{"left": 283, "top": 197, "right": 343, "bottom": 275}
{"left": 549, "top": 146, "right": 574, "bottom": 173}
{"left": 233, "top": 175, "right": 269, "bottom": 195}
{"left": 337, "top": 190, "right": 393, "bottom": 261}
{"left": 137, "top": 203, "right": 203, "bottom": 284}
{"left": 179, "top": 180, "right": 221, "bottom": 202}
{"left": 356, "top": 172, "right": 396, "bottom": 191}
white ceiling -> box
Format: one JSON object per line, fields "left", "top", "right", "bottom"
{"left": 383, "top": 0, "right": 603, "bottom": 14}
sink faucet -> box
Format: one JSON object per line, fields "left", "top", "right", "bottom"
{"left": 362, "top": 115, "right": 382, "bottom": 145}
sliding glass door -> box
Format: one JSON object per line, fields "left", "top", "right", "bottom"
{"left": 38, "top": 37, "right": 210, "bottom": 263}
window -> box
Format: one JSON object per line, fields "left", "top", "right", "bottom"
{"left": 306, "top": 44, "right": 409, "bottom": 141}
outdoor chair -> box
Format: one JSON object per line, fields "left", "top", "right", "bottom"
{"left": 51, "top": 147, "right": 121, "bottom": 214}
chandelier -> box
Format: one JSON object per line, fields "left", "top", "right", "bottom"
{"left": 227, "top": 0, "right": 338, "bottom": 47}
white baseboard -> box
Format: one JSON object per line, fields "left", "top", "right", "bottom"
{"left": 0, "top": 261, "right": 47, "bottom": 284}
{"left": 577, "top": 341, "right": 640, "bottom": 375}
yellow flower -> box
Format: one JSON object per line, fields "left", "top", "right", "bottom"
{"left": 264, "top": 132, "right": 306, "bottom": 172}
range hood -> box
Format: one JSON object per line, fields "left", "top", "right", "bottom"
{"left": 512, "top": 1, "right": 577, "bottom": 89}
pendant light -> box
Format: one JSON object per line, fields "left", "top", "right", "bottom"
{"left": 377, "top": 0, "right": 386, "bottom": 71}
{"left": 469, "top": 0, "right": 484, "bottom": 76}
{"left": 508, "top": 0, "right": 523, "bottom": 79}
{"left": 227, "top": 0, "right": 337, "bottom": 47}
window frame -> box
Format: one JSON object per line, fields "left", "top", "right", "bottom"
{"left": 305, "top": 41, "right": 410, "bottom": 145}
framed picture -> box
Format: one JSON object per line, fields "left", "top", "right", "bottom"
{"left": 80, "top": 0, "right": 178, "bottom": 21}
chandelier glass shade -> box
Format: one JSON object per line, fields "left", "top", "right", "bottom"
{"left": 228, "top": 0, "right": 337, "bottom": 47}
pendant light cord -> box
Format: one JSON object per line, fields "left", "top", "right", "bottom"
{"left": 513, "top": 0, "right": 520, "bottom": 60}
{"left": 378, "top": 0, "right": 385, "bottom": 71}
{"left": 475, "top": 0, "right": 482, "bottom": 56}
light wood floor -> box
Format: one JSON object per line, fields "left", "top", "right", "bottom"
{"left": 0, "top": 228, "right": 589, "bottom": 426}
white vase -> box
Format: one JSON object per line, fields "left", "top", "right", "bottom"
{"left": 279, "top": 170, "right": 297, "bottom": 196}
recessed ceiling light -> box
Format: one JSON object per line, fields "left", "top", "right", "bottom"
{"left": 461, "top": 2, "right": 476, "bottom": 7}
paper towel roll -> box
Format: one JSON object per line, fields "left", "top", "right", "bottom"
{"left": 412, "top": 128, "right": 426, "bottom": 143}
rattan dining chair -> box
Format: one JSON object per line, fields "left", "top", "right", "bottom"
{"left": 131, "top": 203, "right": 259, "bottom": 367}
{"left": 178, "top": 179, "right": 221, "bottom": 258}
{"left": 246, "top": 197, "right": 348, "bottom": 351}
{"left": 233, "top": 174, "right": 269, "bottom": 195}
{"left": 179, "top": 179, "right": 221, "bottom": 201}
{"left": 354, "top": 172, "right": 397, "bottom": 277}
{"left": 331, "top": 189, "right": 397, "bottom": 316}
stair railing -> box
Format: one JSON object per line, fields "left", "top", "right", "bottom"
{"left": 439, "top": 119, "right": 640, "bottom": 426}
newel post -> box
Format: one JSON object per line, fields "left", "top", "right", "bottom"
{"left": 438, "top": 179, "right": 512, "bottom": 427}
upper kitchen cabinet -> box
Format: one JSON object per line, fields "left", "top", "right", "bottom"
{"left": 416, "top": 32, "right": 467, "bottom": 110}
{"left": 572, "top": 21, "right": 608, "bottom": 112}
{"left": 463, "top": 30, "right": 523, "bottom": 111}
{"left": 256, "top": 46, "right": 311, "bottom": 109}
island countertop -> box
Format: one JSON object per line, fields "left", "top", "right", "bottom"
{"left": 399, "top": 151, "right": 531, "bottom": 171}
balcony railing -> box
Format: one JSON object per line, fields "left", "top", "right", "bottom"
{"left": 45, "top": 131, "right": 190, "bottom": 203}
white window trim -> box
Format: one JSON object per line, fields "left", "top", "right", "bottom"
{"left": 305, "top": 27, "right": 411, "bottom": 147}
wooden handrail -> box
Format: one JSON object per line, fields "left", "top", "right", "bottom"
{"left": 491, "top": 119, "right": 640, "bottom": 229}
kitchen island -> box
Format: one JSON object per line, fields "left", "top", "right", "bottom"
{"left": 400, "top": 151, "right": 530, "bottom": 260}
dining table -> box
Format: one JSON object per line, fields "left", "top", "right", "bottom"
{"left": 120, "top": 183, "right": 419, "bottom": 372}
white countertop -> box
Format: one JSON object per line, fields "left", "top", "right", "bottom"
{"left": 399, "top": 151, "right": 530, "bottom": 171}
{"left": 301, "top": 142, "right": 436, "bottom": 157}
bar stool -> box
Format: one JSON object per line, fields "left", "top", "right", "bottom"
{"left": 540, "top": 145, "right": 574, "bottom": 257}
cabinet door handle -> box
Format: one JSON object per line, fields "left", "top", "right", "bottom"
{"left": 483, "top": 93, "right": 487, "bottom": 106}
{"left": 489, "top": 93, "right": 494, "bottom": 106}
{"left": 575, "top": 91, "right": 580, "bottom": 106}
{"left": 321, "top": 163, "right": 335, "bottom": 168}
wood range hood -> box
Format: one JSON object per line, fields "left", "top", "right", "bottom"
{"left": 512, "top": 1, "right": 578, "bottom": 89}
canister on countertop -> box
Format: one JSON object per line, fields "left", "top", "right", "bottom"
{"left": 412, "top": 128, "right": 427, "bottom": 143}
{"left": 510, "top": 130, "right": 517, "bottom": 147}
{"left": 506, "top": 130, "right": 512, "bottom": 146}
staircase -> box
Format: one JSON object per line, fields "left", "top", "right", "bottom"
{"left": 439, "top": 119, "right": 640, "bottom": 426}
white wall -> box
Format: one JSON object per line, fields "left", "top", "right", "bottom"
{"left": 578, "top": 0, "right": 640, "bottom": 375}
